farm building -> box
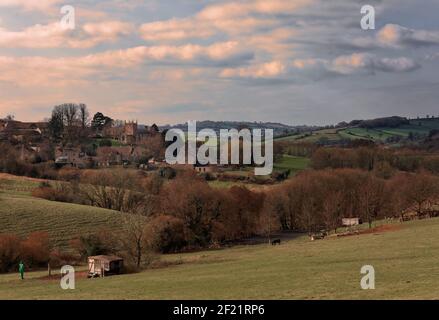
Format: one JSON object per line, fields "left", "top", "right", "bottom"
{"left": 342, "top": 218, "right": 362, "bottom": 226}
{"left": 87, "top": 255, "right": 124, "bottom": 277}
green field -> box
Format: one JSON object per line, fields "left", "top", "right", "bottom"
{"left": 208, "top": 155, "right": 309, "bottom": 189}
{"left": 277, "top": 118, "right": 439, "bottom": 144}
{"left": 1, "top": 218, "right": 439, "bottom": 299}
{"left": 273, "top": 155, "right": 310, "bottom": 173}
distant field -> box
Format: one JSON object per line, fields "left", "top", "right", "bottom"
{"left": 273, "top": 155, "right": 310, "bottom": 173}
{"left": 277, "top": 118, "right": 439, "bottom": 144}
{"left": 2, "top": 218, "right": 439, "bottom": 299}
{"left": 0, "top": 173, "right": 42, "bottom": 194}
{"left": 209, "top": 155, "right": 309, "bottom": 189}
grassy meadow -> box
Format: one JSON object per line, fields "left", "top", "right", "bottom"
{"left": 1, "top": 168, "right": 439, "bottom": 300}
{"left": 1, "top": 218, "right": 439, "bottom": 299}
{"left": 0, "top": 174, "right": 130, "bottom": 249}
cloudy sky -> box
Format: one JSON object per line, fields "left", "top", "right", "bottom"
{"left": 0, "top": 0, "right": 438, "bottom": 125}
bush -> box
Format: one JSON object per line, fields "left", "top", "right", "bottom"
{"left": 0, "top": 234, "right": 21, "bottom": 273}
{"left": 149, "top": 215, "right": 187, "bottom": 253}
{"left": 31, "top": 183, "right": 75, "bottom": 203}
{"left": 49, "top": 250, "right": 81, "bottom": 268}
{"left": 57, "top": 167, "right": 81, "bottom": 181}
{"left": 70, "top": 230, "right": 119, "bottom": 260}
{"left": 20, "top": 232, "right": 50, "bottom": 267}
{"left": 32, "top": 187, "right": 58, "bottom": 201}
{"left": 0, "top": 232, "right": 51, "bottom": 273}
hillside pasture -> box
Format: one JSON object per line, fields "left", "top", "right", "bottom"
{"left": 0, "top": 193, "right": 129, "bottom": 249}
{"left": 282, "top": 118, "right": 439, "bottom": 144}
{"left": 0, "top": 176, "right": 134, "bottom": 249}
{"left": 1, "top": 218, "right": 439, "bottom": 299}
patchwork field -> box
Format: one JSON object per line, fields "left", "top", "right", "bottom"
{"left": 208, "top": 155, "right": 310, "bottom": 189}
{"left": 1, "top": 218, "right": 439, "bottom": 299}
{"left": 277, "top": 118, "right": 439, "bottom": 144}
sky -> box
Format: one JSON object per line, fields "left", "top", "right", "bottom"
{"left": 0, "top": 0, "right": 438, "bottom": 126}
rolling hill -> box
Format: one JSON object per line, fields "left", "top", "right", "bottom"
{"left": 0, "top": 174, "right": 135, "bottom": 249}
{"left": 1, "top": 218, "right": 439, "bottom": 299}
{"left": 276, "top": 117, "right": 439, "bottom": 145}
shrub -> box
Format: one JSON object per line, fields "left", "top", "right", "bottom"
{"left": 31, "top": 183, "right": 75, "bottom": 203}
{"left": 20, "top": 232, "right": 50, "bottom": 267}
{"left": 70, "top": 230, "right": 119, "bottom": 260}
{"left": 57, "top": 167, "right": 81, "bottom": 181}
{"left": 0, "top": 234, "right": 21, "bottom": 273}
{"left": 32, "top": 187, "right": 58, "bottom": 201}
{"left": 49, "top": 250, "right": 81, "bottom": 268}
{"left": 149, "top": 215, "right": 187, "bottom": 253}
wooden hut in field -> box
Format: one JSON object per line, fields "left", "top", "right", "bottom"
{"left": 342, "top": 217, "right": 362, "bottom": 226}
{"left": 87, "top": 255, "right": 124, "bottom": 278}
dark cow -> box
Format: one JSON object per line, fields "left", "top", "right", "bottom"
{"left": 271, "top": 239, "right": 281, "bottom": 245}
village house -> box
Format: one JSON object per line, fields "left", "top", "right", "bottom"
{"left": 102, "top": 121, "right": 160, "bottom": 145}
{"left": 95, "top": 146, "right": 146, "bottom": 166}
{"left": 55, "top": 146, "right": 93, "bottom": 168}
{"left": 0, "top": 120, "right": 48, "bottom": 143}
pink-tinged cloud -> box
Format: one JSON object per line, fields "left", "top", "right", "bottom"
{"left": 0, "top": 41, "right": 251, "bottom": 86}
{"left": 0, "top": 21, "right": 135, "bottom": 48}
{"left": 196, "top": 0, "right": 313, "bottom": 20}
{"left": 352, "top": 24, "right": 439, "bottom": 49}
{"left": 83, "top": 21, "right": 134, "bottom": 38}
{"left": 140, "top": 0, "right": 312, "bottom": 42}
{"left": 221, "top": 61, "right": 286, "bottom": 78}
{"left": 0, "top": 0, "right": 61, "bottom": 11}
{"left": 330, "top": 53, "right": 420, "bottom": 74}
{"left": 378, "top": 24, "right": 439, "bottom": 47}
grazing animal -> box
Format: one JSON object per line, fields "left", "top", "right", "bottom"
{"left": 271, "top": 239, "right": 281, "bottom": 245}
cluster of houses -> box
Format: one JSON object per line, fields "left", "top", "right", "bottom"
{"left": 55, "top": 121, "right": 163, "bottom": 168}
{"left": 54, "top": 145, "right": 155, "bottom": 168}
{"left": 101, "top": 121, "right": 160, "bottom": 145}
{"left": 0, "top": 118, "right": 218, "bottom": 174}
{"left": 0, "top": 119, "right": 49, "bottom": 161}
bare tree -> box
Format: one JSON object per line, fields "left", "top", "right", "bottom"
{"left": 80, "top": 169, "right": 145, "bottom": 212}
{"left": 120, "top": 213, "right": 153, "bottom": 268}
{"left": 79, "top": 103, "right": 89, "bottom": 128}
{"left": 260, "top": 191, "right": 284, "bottom": 243}
{"left": 404, "top": 172, "right": 438, "bottom": 218}
{"left": 358, "top": 174, "right": 386, "bottom": 228}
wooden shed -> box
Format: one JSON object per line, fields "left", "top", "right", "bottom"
{"left": 342, "top": 217, "right": 362, "bottom": 227}
{"left": 87, "top": 255, "right": 124, "bottom": 278}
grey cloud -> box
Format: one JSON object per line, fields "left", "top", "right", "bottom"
{"left": 348, "top": 24, "right": 439, "bottom": 50}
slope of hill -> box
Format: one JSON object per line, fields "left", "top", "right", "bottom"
{"left": 1, "top": 218, "right": 439, "bottom": 299}
{"left": 160, "top": 121, "right": 317, "bottom": 137}
{"left": 0, "top": 175, "right": 133, "bottom": 248}
{"left": 277, "top": 118, "right": 439, "bottom": 145}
